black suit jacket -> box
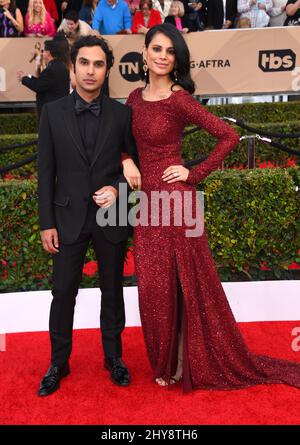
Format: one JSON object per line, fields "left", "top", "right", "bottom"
{"left": 22, "top": 59, "right": 70, "bottom": 117}
{"left": 206, "top": 0, "right": 237, "bottom": 29}
{"left": 38, "top": 91, "right": 138, "bottom": 245}
{"left": 164, "top": 15, "right": 190, "bottom": 30}
{"left": 182, "top": 0, "right": 207, "bottom": 30}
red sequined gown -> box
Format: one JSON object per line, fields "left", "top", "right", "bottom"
{"left": 126, "top": 87, "right": 300, "bottom": 392}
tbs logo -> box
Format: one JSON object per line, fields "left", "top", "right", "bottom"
{"left": 259, "top": 49, "right": 296, "bottom": 72}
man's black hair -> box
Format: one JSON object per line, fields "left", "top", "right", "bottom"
{"left": 70, "top": 35, "right": 114, "bottom": 71}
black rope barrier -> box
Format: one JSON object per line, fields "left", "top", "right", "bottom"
{"left": 182, "top": 127, "right": 201, "bottom": 137}
{"left": 223, "top": 117, "right": 300, "bottom": 139}
{"left": 0, "top": 153, "right": 37, "bottom": 174}
{"left": 224, "top": 117, "right": 300, "bottom": 157}
{"left": 184, "top": 155, "right": 208, "bottom": 168}
{"left": 255, "top": 136, "right": 300, "bottom": 157}
{"left": 0, "top": 139, "right": 38, "bottom": 154}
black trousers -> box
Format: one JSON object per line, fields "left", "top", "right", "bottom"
{"left": 49, "top": 204, "right": 127, "bottom": 366}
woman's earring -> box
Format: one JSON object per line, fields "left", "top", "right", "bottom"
{"left": 174, "top": 69, "right": 178, "bottom": 82}
{"left": 143, "top": 59, "right": 148, "bottom": 77}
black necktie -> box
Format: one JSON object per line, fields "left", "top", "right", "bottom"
{"left": 75, "top": 99, "right": 100, "bottom": 117}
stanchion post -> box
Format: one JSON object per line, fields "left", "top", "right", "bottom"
{"left": 247, "top": 136, "right": 256, "bottom": 169}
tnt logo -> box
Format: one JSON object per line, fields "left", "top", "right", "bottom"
{"left": 259, "top": 49, "right": 296, "bottom": 72}
{"left": 119, "top": 52, "right": 142, "bottom": 82}
{"left": 0, "top": 67, "right": 6, "bottom": 91}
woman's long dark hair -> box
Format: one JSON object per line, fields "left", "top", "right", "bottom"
{"left": 139, "top": 23, "right": 195, "bottom": 94}
{"left": 8, "top": 0, "right": 17, "bottom": 12}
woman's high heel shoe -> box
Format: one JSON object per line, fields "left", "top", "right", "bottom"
{"left": 170, "top": 358, "right": 183, "bottom": 384}
{"left": 155, "top": 358, "right": 183, "bottom": 386}
{"left": 170, "top": 375, "right": 183, "bottom": 385}
{"left": 155, "top": 377, "right": 168, "bottom": 386}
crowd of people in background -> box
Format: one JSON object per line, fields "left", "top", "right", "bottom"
{"left": 1, "top": 0, "right": 300, "bottom": 37}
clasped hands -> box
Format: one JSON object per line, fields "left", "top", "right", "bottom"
{"left": 93, "top": 185, "right": 118, "bottom": 209}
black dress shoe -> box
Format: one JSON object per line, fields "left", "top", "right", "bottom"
{"left": 38, "top": 363, "right": 70, "bottom": 397}
{"left": 104, "top": 357, "right": 130, "bottom": 386}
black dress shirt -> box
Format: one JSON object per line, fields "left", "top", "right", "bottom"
{"left": 74, "top": 90, "right": 104, "bottom": 231}
{"left": 74, "top": 90, "right": 102, "bottom": 165}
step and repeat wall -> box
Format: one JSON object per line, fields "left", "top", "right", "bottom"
{"left": 0, "top": 27, "right": 300, "bottom": 101}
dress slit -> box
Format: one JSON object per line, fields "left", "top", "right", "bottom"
{"left": 174, "top": 253, "right": 193, "bottom": 392}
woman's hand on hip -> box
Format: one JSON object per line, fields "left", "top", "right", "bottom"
{"left": 162, "top": 165, "right": 190, "bottom": 184}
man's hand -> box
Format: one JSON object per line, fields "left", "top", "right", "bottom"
{"left": 93, "top": 186, "right": 118, "bottom": 209}
{"left": 223, "top": 20, "right": 232, "bottom": 28}
{"left": 16, "top": 70, "right": 25, "bottom": 82}
{"left": 61, "top": 1, "right": 68, "bottom": 11}
{"left": 41, "top": 228, "right": 59, "bottom": 254}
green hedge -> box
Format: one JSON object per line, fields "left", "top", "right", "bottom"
{"left": 201, "top": 167, "right": 300, "bottom": 281}
{"left": 1, "top": 168, "right": 299, "bottom": 292}
{"left": 0, "top": 134, "right": 37, "bottom": 179}
{"left": 0, "top": 113, "right": 38, "bottom": 135}
{"left": 1, "top": 120, "right": 299, "bottom": 179}
{"left": 207, "top": 101, "right": 300, "bottom": 123}
{"left": 1, "top": 101, "right": 300, "bottom": 134}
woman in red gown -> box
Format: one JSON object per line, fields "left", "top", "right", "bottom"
{"left": 123, "top": 23, "right": 300, "bottom": 392}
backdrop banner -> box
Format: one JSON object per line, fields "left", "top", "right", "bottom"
{"left": 0, "top": 27, "right": 300, "bottom": 102}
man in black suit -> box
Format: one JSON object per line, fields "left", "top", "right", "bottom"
{"left": 17, "top": 39, "right": 70, "bottom": 119}
{"left": 37, "top": 35, "right": 140, "bottom": 396}
{"left": 182, "top": 0, "right": 207, "bottom": 32}
{"left": 206, "top": 0, "right": 237, "bottom": 29}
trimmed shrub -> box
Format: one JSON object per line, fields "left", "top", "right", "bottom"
{"left": 1, "top": 168, "right": 299, "bottom": 292}
{"left": 1, "top": 100, "right": 299, "bottom": 134}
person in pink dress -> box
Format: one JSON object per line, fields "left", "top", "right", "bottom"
{"left": 121, "top": 23, "right": 300, "bottom": 391}
{"left": 24, "top": 0, "right": 56, "bottom": 36}
{"left": 164, "top": 1, "right": 189, "bottom": 33}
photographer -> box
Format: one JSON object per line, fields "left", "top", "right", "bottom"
{"left": 16, "top": 38, "right": 70, "bottom": 118}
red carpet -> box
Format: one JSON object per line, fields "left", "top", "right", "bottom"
{"left": 1, "top": 322, "right": 300, "bottom": 425}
